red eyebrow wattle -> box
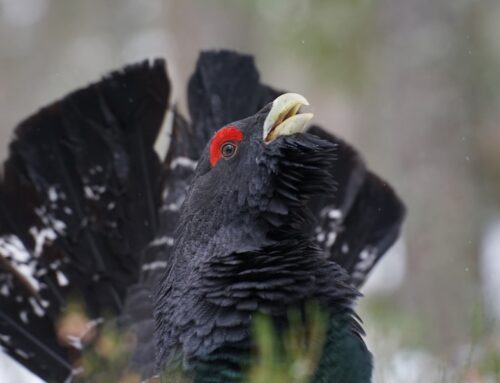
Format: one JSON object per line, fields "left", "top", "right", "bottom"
{"left": 209, "top": 126, "right": 244, "bottom": 167}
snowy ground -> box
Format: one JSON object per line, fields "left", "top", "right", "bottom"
{"left": 0, "top": 352, "right": 42, "bottom": 383}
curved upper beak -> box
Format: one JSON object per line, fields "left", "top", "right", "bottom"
{"left": 263, "top": 93, "right": 314, "bottom": 143}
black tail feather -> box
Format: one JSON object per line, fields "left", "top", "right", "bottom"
{"left": 188, "top": 50, "right": 261, "bottom": 131}
{"left": 187, "top": 50, "right": 281, "bottom": 143}
{"left": 329, "top": 171, "right": 406, "bottom": 287}
{"left": 0, "top": 60, "right": 169, "bottom": 381}
{"left": 308, "top": 126, "right": 405, "bottom": 287}
{"left": 121, "top": 108, "right": 200, "bottom": 377}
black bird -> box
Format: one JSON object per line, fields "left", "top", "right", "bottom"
{"left": 0, "top": 50, "right": 405, "bottom": 382}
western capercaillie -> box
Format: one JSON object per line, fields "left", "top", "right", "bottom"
{"left": 0, "top": 50, "right": 405, "bottom": 382}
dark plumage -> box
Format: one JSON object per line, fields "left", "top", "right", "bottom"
{"left": 0, "top": 60, "right": 167, "bottom": 381}
{"left": 0, "top": 50, "right": 405, "bottom": 382}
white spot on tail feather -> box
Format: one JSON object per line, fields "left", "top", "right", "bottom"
{"left": 352, "top": 247, "right": 378, "bottom": 283}
{"left": 341, "top": 243, "right": 349, "bottom": 254}
{"left": 28, "top": 297, "right": 46, "bottom": 317}
{"left": 0, "top": 235, "right": 40, "bottom": 291}
{"left": 154, "top": 108, "right": 174, "bottom": 161}
{"left": 142, "top": 260, "right": 168, "bottom": 271}
{"left": 56, "top": 271, "right": 69, "bottom": 286}
{"left": 0, "top": 284, "right": 9, "bottom": 296}
{"left": 150, "top": 236, "right": 174, "bottom": 247}
{"left": 19, "top": 311, "right": 28, "bottom": 324}
{"left": 316, "top": 232, "right": 325, "bottom": 242}
{"left": 84, "top": 185, "right": 106, "bottom": 201}
{"left": 30, "top": 227, "right": 57, "bottom": 258}
{"left": 48, "top": 186, "right": 58, "bottom": 202}
{"left": 0, "top": 235, "right": 29, "bottom": 263}
{"left": 325, "top": 232, "right": 337, "bottom": 248}
{"left": 0, "top": 334, "right": 10, "bottom": 344}
{"left": 161, "top": 195, "right": 185, "bottom": 212}
{"left": 327, "top": 209, "right": 342, "bottom": 220}
{"left": 14, "top": 348, "right": 30, "bottom": 359}
{"left": 170, "top": 157, "right": 197, "bottom": 170}
{"left": 0, "top": 203, "right": 69, "bottom": 293}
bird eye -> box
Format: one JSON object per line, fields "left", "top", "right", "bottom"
{"left": 209, "top": 126, "right": 243, "bottom": 167}
{"left": 221, "top": 142, "right": 237, "bottom": 159}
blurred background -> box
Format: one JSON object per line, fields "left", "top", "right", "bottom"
{"left": 0, "top": 0, "right": 499, "bottom": 382}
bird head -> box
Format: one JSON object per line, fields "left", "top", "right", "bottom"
{"left": 175, "top": 93, "right": 336, "bottom": 256}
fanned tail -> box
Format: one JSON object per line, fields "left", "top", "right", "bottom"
{"left": 0, "top": 60, "right": 169, "bottom": 381}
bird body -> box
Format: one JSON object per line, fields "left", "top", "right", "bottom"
{"left": 0, "top": 50, "right": 405, "bottom": 383}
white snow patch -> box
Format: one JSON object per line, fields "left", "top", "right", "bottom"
{"left": 480, "top": 218, "right": 500, "bottom": 321}
{"left": 383, "top": 349, "right": 441, "bottom": 383}
{"left": 0, "top": 350, "right": 43, "bottom": 383}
